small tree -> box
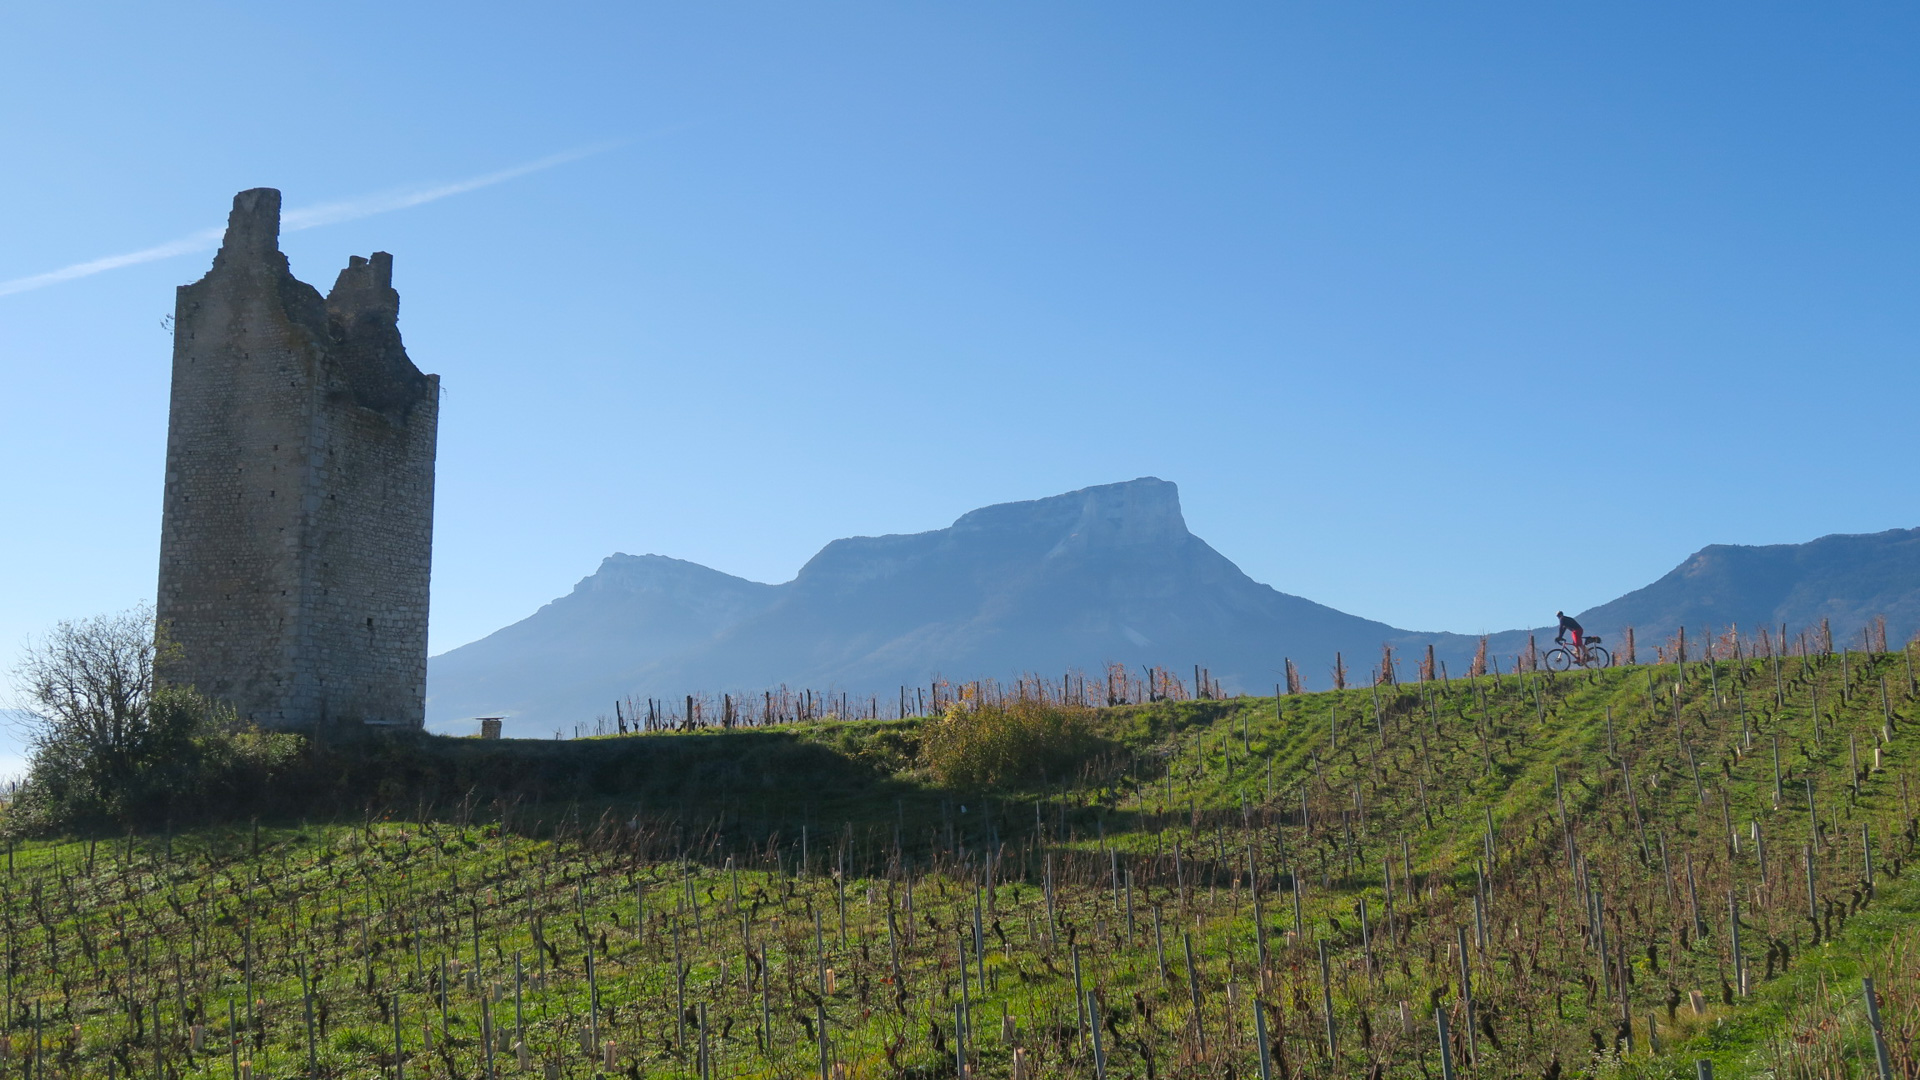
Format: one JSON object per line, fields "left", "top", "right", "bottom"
{"left": 8, "top": 606, "right": 281, "bottom": 829}
{"left": 16, "top": 604, "right": 187, "bottom": 782}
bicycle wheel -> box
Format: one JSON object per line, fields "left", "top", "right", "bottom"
{"left": 1544, "top": 647, "right": 1574, "bottom": 672}
{"left": 1584, "top": 646, "right": 1612, "bottom": 669}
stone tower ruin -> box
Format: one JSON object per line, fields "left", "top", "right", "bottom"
{"left": 156, "top": 188, "right": 438, "bottom": 730}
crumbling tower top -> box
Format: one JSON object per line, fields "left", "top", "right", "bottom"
{"left": 210, "top": 187, "right": 287, "bottom": 270}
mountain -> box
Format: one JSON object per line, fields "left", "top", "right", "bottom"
{"left": 1571, "top": 528, "right": 1920, "bottom": 652}
{"left": 426, "top": 555, "right": 777, "bottom": 734}
{"left": 427, "top": 479, "right": 1920, "bottom": 735}
{"left": 427, "top": 478, "right": 1474, "bottom": 733}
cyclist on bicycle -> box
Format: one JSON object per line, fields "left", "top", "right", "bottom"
{"left": 1555, "top": 611, "right": 1585, "bottom": 654}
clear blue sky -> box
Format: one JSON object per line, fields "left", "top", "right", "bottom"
{"left": 3, "top": 3, "right": 1918, "bottom": 664}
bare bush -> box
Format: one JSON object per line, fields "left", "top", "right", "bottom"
{"left": 920, "top": 699, "right": 1110, "bottom": 789}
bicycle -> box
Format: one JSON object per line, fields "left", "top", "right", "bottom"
{"left": 1545, "top": 635, "right": 1610, "bottom": 671}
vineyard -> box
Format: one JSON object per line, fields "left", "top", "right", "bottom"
{"left": 4, "top": 645, "right": 1920, "bottom": 1078}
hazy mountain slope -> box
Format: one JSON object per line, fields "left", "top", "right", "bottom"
{"left": 425, "top": 554, "right": 777, "bottom": 731}
{"left": 1572, "top": 527, "right": 1920, "bottom": 650}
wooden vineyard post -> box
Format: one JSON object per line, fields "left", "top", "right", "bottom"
{"left": 437, "top": 955, "right": 449, "bottom": 1044}
{"left": 481, "top": 995, "right": 497, "bottom": 1080}
{"left": 963, "top": 933, "right": 979, "bottom": 1057}
{"left": 1773, "top": 736, "right": 1783, "bottom": 808}
{"left": 1318, "top": 937, "right": 1335, "bottom": 1060}
{"left": 243, "top": 925, "right": 255, "bottom": 1032}
{"left": 1851, "top": 733, "right": 1862, "bottom": 798}
{"left": 1455, "top": 925, "right": 1478, "bottom": 1066}
{"left": 1184, "top": 933, "right": 1208, "bottom": 1056}
{"left": 1361, "top": 896, "right": 1377, "bottom": 978}
{"left": 1865, "top": 977, "right": 1894, "bottom": 1080}
{"left": 1804, "top": 845, "right": 1819, "bottom": 935}
{"left": 1806, "top": 777, "right": 1821, "bottom": 853}
{"left": 1291, "top": 864, "right": 1306, "bottom": 939}
{"left": 514, "top": 953, "right": 525, "bottom": 1055}
{"left": 1616, "top": 937, "right": 1633, "bottom": 1053}
{"left": 1685, "top": 852, "right": 1705, "bottom": 938}
{"left": 585, "top": 929, "right": 600, "bottom": 1052}
{"left": 1728, "top": 893, "right": 1745, "bottom": 997}
{"left": 1863, "top": 824, "right": 1875, "bottom": 898}
{"left": 814, "top": 910, "right": 827, "bottom": 997}
{"left": 761, "top": 945, "right": 772, "bottom": 1053}
{"left": 1044, "top": 856, "right": 1058, "bottom": 943}
{"left": 1126, "top": 871, "right": 1137, "bottom": 939}
{"left": 817, "top": 1001, "right": 831, "bottom": 1080}
{"left": 674, "top": 920, "right": 687, "bottom": 1053}
{"left": 1070, "top": 942, "right": 1087, "bottom": 1049}
{"left": 1153, "top": 905, "right": 1169, "bottom": 983}
{"left": 1254, "top": 998, "right": 1274, "bottom": 1080}
{"left": 699, "top": 1003, "right": 711, "bottom": 1080}
{"left": 299, "top": 959, "right": 317, "bottom": 1078}
{"left": 1812, "top": 680, "right": 1823, "bottom": 747}
{"left": 1088, "top": 991, "right": 1107, "bottom": 1080}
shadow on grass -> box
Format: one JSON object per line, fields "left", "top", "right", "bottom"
{"left": 280, "top": 725, "right": 1177, "bottom": 876}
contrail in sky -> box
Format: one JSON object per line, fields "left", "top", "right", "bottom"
{"left": 0, "top": 141, "right": 620, "bottom": 299}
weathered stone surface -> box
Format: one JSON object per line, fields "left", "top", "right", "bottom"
{"left": 157, "top": 188, "right": 438, "bottom": 730}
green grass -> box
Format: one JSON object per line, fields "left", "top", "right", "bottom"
{"left": 4, "top": 649, "right": 1920, "bottom": 1077}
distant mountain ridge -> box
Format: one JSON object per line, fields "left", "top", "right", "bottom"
{"left": 1575, "top": 528, "right": 1920, "bottom": 651}
{"left": 426, "top": 479, "right": 1920, "bottom": 734}
{"left": 427, "top": 554, "right": 779, "bottom": 731}
{"left": 430, "top": 479, "right": 1473, "bottom": 732}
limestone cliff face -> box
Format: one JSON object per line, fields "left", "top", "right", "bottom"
{"left": 158, "top": 189, "right": 439, "bottom": 729}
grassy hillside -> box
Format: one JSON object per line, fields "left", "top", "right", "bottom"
{"left": 2, "top": 649, "right": 1918, "bottom": 1078}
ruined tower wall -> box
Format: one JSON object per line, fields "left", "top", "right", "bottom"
{"left": 303, "top": 252, "right": 437, "bottom": 726}
{"left": 157, "top": 188, "right": 437, "bottom": 729}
